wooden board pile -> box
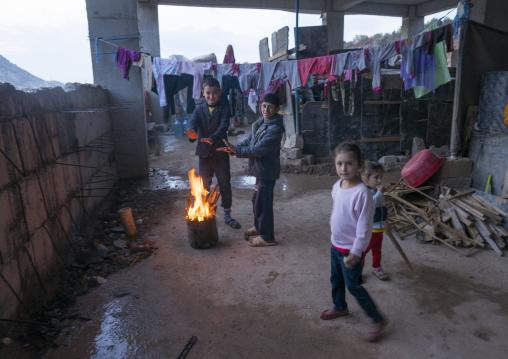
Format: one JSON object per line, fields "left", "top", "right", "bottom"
{"left": 385, "top": 180, "right": 508, "bottom": 257}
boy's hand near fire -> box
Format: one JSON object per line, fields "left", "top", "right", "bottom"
{"left": 184, "top": 129, "right": 213, "bottom": 145}
{"left": 217, "top": 139, "right": 236, "bottom": 155}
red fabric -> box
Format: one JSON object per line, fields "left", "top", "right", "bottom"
{"left": 362, "top": 232, "right": 384, "bottom": 268}
{"left": 223, "top": 44, "right": 236, "bottom": 64}
{"left": 333, "top": 245, "right": 350, "bottom": 255}
{"left": 298, "top": 55, "right": 333, "bottom": 86}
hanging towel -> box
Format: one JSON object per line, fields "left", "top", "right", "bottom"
{"left": 117, "top": 47, "right": 141, "bottom": 80}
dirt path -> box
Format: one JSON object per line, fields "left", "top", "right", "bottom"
{"left": 25, "top": 128, "right": 508, "bottom": 358}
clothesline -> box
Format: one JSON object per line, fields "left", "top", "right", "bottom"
{"left": 89, "top": 35, "right": 148, "bottom": 62}
{"left": 103, "top": 16, "right": 463, "bottom": 109}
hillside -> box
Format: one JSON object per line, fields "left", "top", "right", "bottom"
{"left": 0, "top": 54, "right": 64, "bottom": 90}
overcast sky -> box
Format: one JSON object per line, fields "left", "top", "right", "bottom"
{"left": 0, "top": 0, "right": 454, "bottom": 85}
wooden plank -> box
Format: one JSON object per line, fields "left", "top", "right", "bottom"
{"left": 357, "top": 136, "right": 401, "bottom": 143}
{"left": 474, "top": 218, "right": 503, "bottom": 256}
{"left": 461, "top": 197, "right": 503, "bottom": 223}
{"left": 268, "top": 44, "right": 306, "bottom": 62}
{"left": 471, "top": 193, "right": 508, "bottom": 218}
{"left": 363, "top": 100, "right": 403, "bottom": 105}
{"left": 450, "top": 199, "right": 485, "bottom": 220}
{"left": 394, "top": 185, "right": 434, "bottom": 195}
{"left": 385, "top": 192, "right": 430, "bottom": 219}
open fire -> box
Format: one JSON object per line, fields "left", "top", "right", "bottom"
{"left": 186, "top": 168, "right": 220, "bottom": 222}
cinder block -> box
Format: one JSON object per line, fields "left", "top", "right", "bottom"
{"left": 396, "top": 156, "right": 409, "bottom": 164}
{"left": 432, "top": 177, "right": 471, "bottom": 190}
{"left": 432, "top": 157, "right": 473, "bottom": 179}
{"left": 429, "top": 145, "right": 450, "bottom": 157}
{"left": 303, "top": 154, "right": 316, "bottom": 165}
{"left": 284, "top": 134, "right": 304, "bottom": 149}
{"left": 286, "top": 148, "right": 302, "bottom": 160}
{"left": 283, "top": 157, "right": 307, "bottom": 166}
{"left": 412, "top": 137, "right": 426, "bottom": 157}
{"left": 378, "top": 156, "right": 398, "bottom": 164}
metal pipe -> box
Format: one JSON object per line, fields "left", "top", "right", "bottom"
{"left": 294, "top": 0, "right": 301, "bottom": 135}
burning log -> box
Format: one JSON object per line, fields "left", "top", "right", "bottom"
{"left": 186, "top": 169, "right": 220, "bottom": 249}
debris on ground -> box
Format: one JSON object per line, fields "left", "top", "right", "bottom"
{"left": 387, "top": 180, "right": 508, "bottom": 257}
{"left": 2, "top": 178, "right": 175, "bottom": 354}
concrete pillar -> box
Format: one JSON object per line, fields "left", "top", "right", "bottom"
{"left": 401, "top": 5, "right": 424, "bottom": 39}
{"left": 321, "top": 11, "right": 345, "bottom": 52}
{"left": 138, "top": 0, "right": 163, "bottom": 125}
{"left": 86, "top": 0, "right": 149, "bottom": 178}
{"left": 470, "top": 0, "right": 508, "bottom": 33}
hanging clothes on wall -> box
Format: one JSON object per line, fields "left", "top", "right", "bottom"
{"left": 179, "top": 61, "right": 214, "bottom": 100}
{"left": 238, "top": 63, "right": 260, "bottom": 93}
{"left": 413, "top": 22, "right": 453, "bottom": 98}
{"left": 117, "top": 47, "right": 141, "bottom": 80}
{"left": 132, "top": 53, "right": 153, "bottom": 91}
{"left": 162, "top": 73, "right": 195, "bottom": 115}
{"left": 152, "top": 58, "right": 180, "bottom": 106}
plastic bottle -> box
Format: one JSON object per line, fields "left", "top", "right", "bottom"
{"left": 183, "top": 116, "right": 188, "bottom": 130}
{"left": 174, "top": 118, "right": 183, "bottom": 136}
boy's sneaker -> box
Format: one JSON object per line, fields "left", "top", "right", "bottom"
{"left": 372, "top": 267, "right": 389, "bottom": 281}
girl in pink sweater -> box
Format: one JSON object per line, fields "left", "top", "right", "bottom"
{"left": 320, "top": 141, "right": 387, "bottom": 342}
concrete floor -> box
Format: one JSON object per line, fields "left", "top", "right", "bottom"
{"left": 43, "top": 127, "right": 508, "bottom": 359}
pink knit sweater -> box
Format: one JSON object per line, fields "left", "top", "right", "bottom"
{"left": 330, "top": 180, "right": 375, "bottom": 257}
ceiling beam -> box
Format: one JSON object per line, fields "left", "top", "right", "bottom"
{"left": 415, "top": 0, "right": 457, "bottom": 17}
{"left": 156, "top": 0, "right": 326, "bottom": 14}
{"left": 345, "top": 3, "right": 408, "bottom": 17}
{"left": 333, "top": 0, "right": 366, "bottom": 12}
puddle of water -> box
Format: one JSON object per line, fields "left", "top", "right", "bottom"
{"left": 230, "top": 176, "right": 256, "bottom": 189}
{"left": 90, "top": 300, "right": 132, "bottom": 358}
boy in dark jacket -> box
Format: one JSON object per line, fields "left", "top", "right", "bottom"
{"left": 185, "top": 77, "right": 241, "bottom": 229}
{"left": 219, "top": 93, "right": 284, "bottom": 246}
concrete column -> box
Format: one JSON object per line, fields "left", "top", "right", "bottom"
{"left": 401, "top": 5, "right": 424, "bottom": 39}
{"left": 86, "top": 0, "right": 149, "bottom": 178}
{"left": 322, "top": 11, "right": 345, "bottom": 52}
{"left": 470, "top": 0, "right": 508, "bottom": 33}
{"left": 138, "top": 0, "right": 163, "bottom": 125}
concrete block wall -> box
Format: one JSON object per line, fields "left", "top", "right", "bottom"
{"left": 0, "top": 83, "right": 116, "bottom": 323}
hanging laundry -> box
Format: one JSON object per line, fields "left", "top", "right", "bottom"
{"left": 162, "top": 73, "right": 195, "bottom": 115}
{"left": 272, "top": 61, "right": 302, "bottom": 89}
{"left": 215, "top": 63, "right": 238, "bottom": 88}
{"left": 117, "top": 47, "right": 141, "bottom": 80}
{"left": 180, "top": 61, "right": 214, "bottom": 99}
{"left": 152, "top": 57, "right": 180, "bottom": 106}
{"left": 223, "top": 44, "right": 236, "bottom": 64}
{"left": 401, "top": 46, "right": 435, "bottom": 91}
{"left": 297, "top": 56, "right": 333, "bottom": 87}
{"left": 248, "top": 89, "right": 258, "bottom": 113}
{"left": 132, "top": 53, "right": 153, "bottom": 91}
{"left": 238, "top": 63, "right": 260, "bottom": 93}
{"left": 357, "top": 43, "right": 398, "bottom": 92}
{"left": 258, "top": 62, "right": 279, "bottom": 91}
{"left": 413, "top": 23, "right": 452, "bottom": 98}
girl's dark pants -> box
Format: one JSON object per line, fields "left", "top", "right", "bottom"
{"left": 330, "top": 246, "right": 383, "bottom": 323}
{"left": 199, "top": 154, "right": 232, "bottom": 209}
{"left": 252, "top": 178, "right": 276, "bottom": 242}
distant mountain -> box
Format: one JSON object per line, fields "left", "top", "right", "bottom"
{"left": 0, "top": 54, "right": 64, "bottom": 90}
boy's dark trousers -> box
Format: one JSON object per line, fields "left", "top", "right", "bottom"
{"left": 329, "top": 246, "right": 383, "bottom": 323}
{"left": 199, "top": 154, "right": 232, "bottom": 209}
{"left": 251, "top": 178, "right": 276, "bottom": 242}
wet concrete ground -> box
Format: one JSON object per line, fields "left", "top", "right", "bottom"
{"left": 26, "top": 127, "right": 508, "bottom": 358}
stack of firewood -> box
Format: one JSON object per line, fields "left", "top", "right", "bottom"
{"left": 386, "top": 180, "right": 508, "bottom": 257}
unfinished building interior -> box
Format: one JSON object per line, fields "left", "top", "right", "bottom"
{"left": 1, "top": 0, "right": 508, "bottom": 358}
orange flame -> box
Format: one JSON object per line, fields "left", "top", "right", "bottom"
{"left": 186, "top": 168, "right": 216, "bottom": 221}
